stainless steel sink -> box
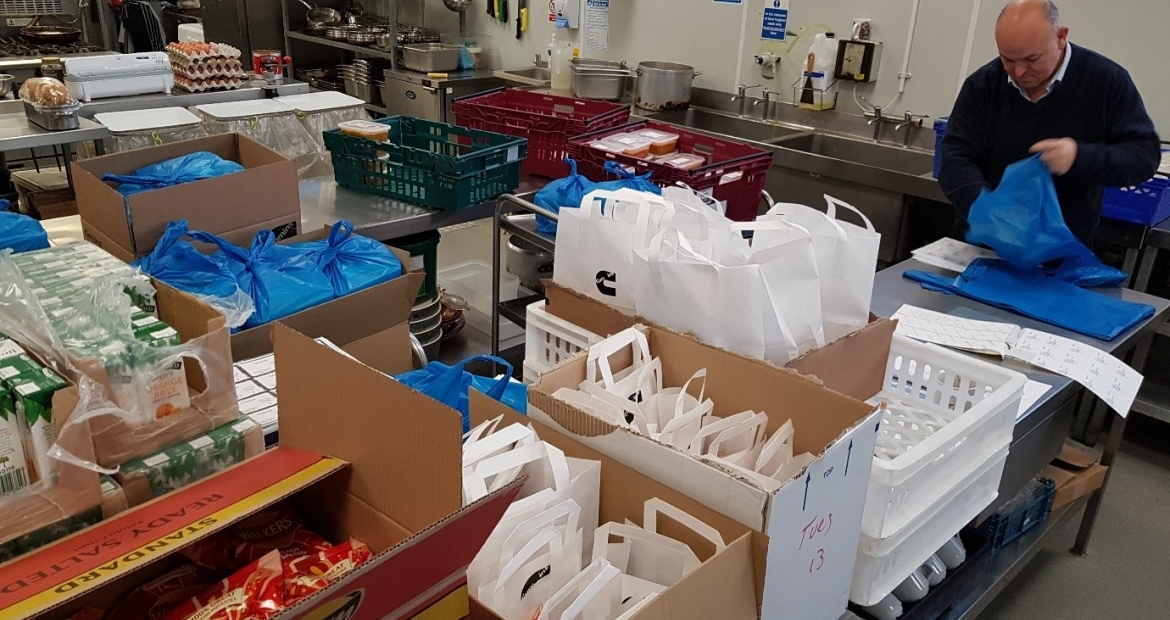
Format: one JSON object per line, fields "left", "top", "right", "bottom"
{"left": 771, "top": 132, "right": 936, "bottom": 176}
{"left": 493, "top": 66, "right": 552, "bottom": 87}
{"left": 645, "top": 108, "right": 808, "bottom": 144}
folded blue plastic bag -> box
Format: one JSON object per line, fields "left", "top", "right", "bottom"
{"left": 905, "top": 258, "right": 1154, "bottom": 341}
{"left": 966, "top": 155, "right": 1125, "bottom": 288}
{"left": 188, "top": 229, "right": 335, "bottom": 329}
{"left": 596, "top": 160, "right": 663, "bottom": 196}
{"left": 102, "top": 151, "right": 245, "bottom": 196}
{"left": 0, "top": 204, "right": 49, "bottom": 253}
{"left": 395, "top": 354, "right": 527, "bottom": 434}
{"left": 297, "top": 221, "right": 404, "bottom": 297}
{"left": 534, "top": 158, "right": 599, "bottom": 235}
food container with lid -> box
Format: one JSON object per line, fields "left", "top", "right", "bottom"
{"left": 193, "top": 98, "right": 322, "bottom": 177}
{"left": 589, "top": 140, "right": 627, "bottom": 154}
{"left": 632, "top": 128, "right": 680, "bottom": 155}
{"left": 336, "top": 119, "right": 392, "bottom": 141}
{"left": 92, "top": 107, "right": 204, "bottom": 153}
{"left": 401, "top": 43, "right": 462, "bottom": 73}
{"left": 660, "top": 153, "right": 706, "bottom": 170}
{"left": 605, "top": 133, "right": 653, "bottom": 158}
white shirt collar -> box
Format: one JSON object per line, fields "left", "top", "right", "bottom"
{"left": 1009, "top": 42, "right": 1073, "bottom": 101}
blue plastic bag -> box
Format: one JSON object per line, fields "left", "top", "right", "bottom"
{"left": 103, "top": 152, "right": 245, "bottom": 196}
{"left": 0, "top": 204, "right": 49, "bottom": 253}
{"left": 534, "top": 159, "right": 599, "bottom": 236}
{"left": 395, "top": 355, "right": 527, "bottom": 434}
{"left": 596, "top": 160, "right": 663, "bottom": 195}
{"left": 905, "top": 258, "right": 1154, "bottom": 341}
{"left": 966, "top": 155, "right": 1125, "bottom": 288}
{"left": 297, "top": 221, "right": 404, "bottom": 296}
{"left": 134, "top": 220, "right": 241, "bottom": 300}
{"left": 188, "top": 229, "right": 335, "bottom": 329}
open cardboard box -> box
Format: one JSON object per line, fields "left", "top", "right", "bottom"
{"left": 528, "top": 324, "right": 882, "bottom": 620}
{"left": 468, "top": 391, "right": 764, "bottom": 620}
{"left": 1041, "top": 442, "right": 1109, "bottom": 511}
{"left": 542, "top": 280, "right": 897, "bottom": 401}
{"left": 0, "top": 324, "right": 521, "bottom": 620}
{"left": 74, "top": 133, "right": 302, "bottom": 261}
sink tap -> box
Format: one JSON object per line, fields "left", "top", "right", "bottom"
{"left": 894, "top": 111, "right": 930, "bottom": 148}
{"left": 733, "top": 84, "right": 762, "bottom": 117}
{"left": 533, "top": 53, "right": 547, "bottom": 69}
{"left": 757, "top": 88, "right": 772, "bottom": 119}
{"left": 867, "top": 106, "right": 884, "bottom": 142}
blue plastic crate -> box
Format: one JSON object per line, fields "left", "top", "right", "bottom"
{"left": 932, "top": 117, "right": 948, "bottom": 179}
{"left": 977, "top": 477, "right": 1055, "bottom": 551}
{"left": 1103, "top": 155, "right": 1170, "bottom": 226}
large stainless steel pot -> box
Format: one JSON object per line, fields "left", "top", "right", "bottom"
{"left": 506, "top": 236, "right": 553, "bottom": 293}
{"left": 634, "top": 61, "right": 701, "bottom": 111}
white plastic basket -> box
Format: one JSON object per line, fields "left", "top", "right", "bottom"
{"left": 522, "top": 359, "right": 545, "bottom": 384}
{"left": 851, "top": 445, "right": 1009, "bottom": 606}
{"left": 525, "top": 301, "right": 602, "bottom": 373}
{"left": 862, "top": 335, "right": 1025, "bottom": 540}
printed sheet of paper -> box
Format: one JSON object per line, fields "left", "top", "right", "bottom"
{"left": 1017, "top": 379, "right": 1053, "bottom": 421}
{"left": 893, "top": 305, "right": 1020, "bottom": 356}
{"left": 1006, "top": 329, "right": 1143, "bottom": 417}
{"left": 911, "top": 238, "right": 999, "bottom": 273}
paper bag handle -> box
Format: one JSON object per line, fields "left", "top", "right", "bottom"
{"left": 494, "top": 528, "right": 567, "bottom": 601}
{"left": 561, "top": 562, "right": 623, "bottom": 620}
{"left": 644, "top": 498, "right": 726, "bottom": 552}
{"left": 756, "top": 419, "right": 795, "bottom": 476}
{"left": 464, "top": 441, "right": 571, "bottom": 501}
{"left": 462, "top": 422, "right": 537, "bottom": 469}
{"left": 586, "top": 328, "right": 652, "bottom": 388}
{"left": 503, "top": 498, "right": 582, "bottom": 561}
{"left": 593, "top": 522, "right": 700, "bottom": 570}
{"left": 823, "top": 194, "right": 875, "bottom": 231}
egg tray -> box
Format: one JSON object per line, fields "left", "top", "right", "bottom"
{"left": 174, "top": 75, "right": 246, "bottom": 93}
{"left": 165, "top": 41, "right": 242, "bottom": 61}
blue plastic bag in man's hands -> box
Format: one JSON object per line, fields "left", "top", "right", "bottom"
{"left": 905, "top": 258, "right": 1154, "bottom": 341}
{"left": 534, "top": 159, "right": 599, "bottom": 235}
{"left": 395, "top": 355, "right": 527, "bottom": 434}
{"left": 0, "top": 205, "right": 49, "bottom": 253}
{"left": 596, "top": 160, "right": 663, "bottom": 196}
{"left": 298, "top": 221, "right": 404, "bottom": 296}
{"left": 103, "top": 151, "right": 245, "bottom": 196}
{"left": 965, "top": 155, "right": 1125, "bottom": 287}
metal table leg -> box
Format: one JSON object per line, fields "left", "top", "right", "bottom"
{"left": 491, "top": 200, "right": 504, "bottom": 356}
{"left": 63, "top": 143, "right": 74, "bottom": 188}
{"left": 94, "top": 139, "right": 105, "bottom": 156}
{"left": 1134, "top": 247, "right": 1158, "bottom": 293}
{"left": 1122, "top": 247, "right": 1140, "bottom": 287}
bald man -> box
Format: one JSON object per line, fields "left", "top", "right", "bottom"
{"left": 940, "top": 0, "right": 1160, "bottom": 244}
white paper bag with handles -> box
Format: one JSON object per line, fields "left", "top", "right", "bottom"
{"left": 539, "top": 557, "right": 623, "bottom": 620}
{"left": 632, "top": 229, "right": 806, "bottom": 365}
{"left": 641, "top": 369, "right": 713, "bottom": 449}
{"left": 480, "top": 526, "right": 585, "bottom": 620}
{"left": 592, "top": 522, "right": 699, "bottom": 588}
{"left": 554, "top": 189, "right": 673, "bottom": 312}
{"left": 764, "top": 195, "right": 881, "bottom": 341}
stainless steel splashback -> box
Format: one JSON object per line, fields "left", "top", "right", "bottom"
{"left": 0, "top": 0, "right": 78, "bottom": 17}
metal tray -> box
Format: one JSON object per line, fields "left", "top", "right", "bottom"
{"left": 23, "top": 100, "right": 79, "bottom": 131}
{"left": 401, "top": 43, "right": 461, "bottom": 73}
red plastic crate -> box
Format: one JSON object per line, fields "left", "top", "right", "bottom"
{"left": 452, "top": 87, "right": 630, "bottom": 178}
{"left": 567, "top": 120, "right": 773, "bottom": 221}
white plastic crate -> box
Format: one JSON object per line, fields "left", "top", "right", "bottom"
{"left": 851, "top": 445, "right": 1009, "bottom": 606}
{"left": 522, "top": 359, "right": 546, "bottom": 384}
{"left": 862, "top": 335, "right": 1025, "bottom": 540}
{"left": 524, "top": 301, "right": 603, "bottom": 373}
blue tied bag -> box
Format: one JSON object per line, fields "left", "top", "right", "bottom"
{"left": 905, "top": 258, "right": 1154, "bottom": 341}
{"left": 102, "top": 151, "right": 245, "bottom": 196}
{"left": 966, "top": 154, "right": 1126, "bottom": 288}
{"left": 0, "top": 204, "right": 49, "bottom": 253}
{"left": 395, "top": 354, "right": 527, "bottom": 434}
{"left": 188, "top": 229, "right": 335, "bottom": 329}
{"left": 596, "top": 160, "right": 663, "bottom": 195}
{"left": 534, "top": 158, "right": 599, "bottom": 236}
{"left": 134, "top": 220, "right": 242, "bottom": 300}
{"left": 299, "top": 221, "right": 404, "bottom": 296}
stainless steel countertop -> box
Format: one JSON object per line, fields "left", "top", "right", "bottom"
{"left": 0, "top": 100, "right": 107, "bottom": 151}
{"left": 74, "top": 82, "right": 311, "bottom": 117}
{"left": 299, "top": 175, "right": 547, "bottom": 241}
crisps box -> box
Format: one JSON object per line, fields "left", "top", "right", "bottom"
{"left": 75, "top": 133, "right": 302, "bottom": 261}
{"left": 529, "top": 324, "right": 882, "bottom": 620}
{"left": 0, "top": 323, "right": 520, "bottom": 620}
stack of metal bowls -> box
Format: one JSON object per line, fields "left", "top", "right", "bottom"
{"left": 410, "top": 292, "right": 443, "bottom": 363}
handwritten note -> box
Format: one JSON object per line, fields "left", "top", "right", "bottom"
{"left": 893, "top": 305, "right": 1020, "bottom": 356}
{"left": 1007, "top": 329, "right": 1143, "bottom": 417}
{"left": 911, "top": 238, "right": 999, "bottom": 273}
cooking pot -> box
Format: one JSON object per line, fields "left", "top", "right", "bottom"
{"left": 506, "top": 236, "right": 553, "bottom": 293}
{"left": 634, "top": 61, "right": 700, "bottom": 112}
{"left": 20, "top": 17, "right": 81, "bottom": 45}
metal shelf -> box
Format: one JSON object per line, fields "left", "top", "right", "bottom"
{"left": 1133, "top": 377, "right": 1170, "bottom": 425}
{"left": 287, "top": 31, "right": 399, "bottom": 61}
{"left": 499, "top": 293, "right": 543, "bottom": 331}
{"left": 364, "top": 103, "right": 388, "bottom": 115}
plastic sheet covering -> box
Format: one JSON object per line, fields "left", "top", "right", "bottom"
{"left": 294, "top": 105, "right": 369, "bottom": 177}
{"left": 194, "top": 107, "right": 325, "bottom": 179}
{"left": 76, "top": 123, "right": 207, "bottom": 159}
{"left": 0, "top": 251, "right": 240, "bottom": 471}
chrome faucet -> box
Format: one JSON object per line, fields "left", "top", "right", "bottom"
{"left": 733, "top": 84, "right": 763, "bottom": 117}
{"left": 867, "top": 106, "right": 884, "bottom": 142}
{"left": 533, "top": 53, "right": 547, "bottom": 69}
{"left": 894, "top": 111, "right": 930, "bottom": 148}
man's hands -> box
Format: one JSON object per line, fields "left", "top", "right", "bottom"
{"left": 1030, "top": 138, "right": 1078, "bottom": 175}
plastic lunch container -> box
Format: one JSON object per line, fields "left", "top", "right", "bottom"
{"left": 605, "top": 133, "right": 653, "bottom": 158}
{"left": 337, "top": 119, "right": 392, "bottom": 141}
{"left": 632, "top": 128, "right": 680, "bottom": 155}
{"left": 660, "top": 153, "right": 706, "bottom": 170}
{"left": 589, "top": 140, "right": 628, "bottom": 154}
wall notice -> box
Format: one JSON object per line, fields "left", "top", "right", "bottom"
{"left": 762, "top": 0, "right": 789, "bottom": 41}
{"left": 584, "top": 0, "right": 609, "bottom": 51}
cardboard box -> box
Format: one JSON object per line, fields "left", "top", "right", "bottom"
{"left": 469, "top": 391, "right": 764, "bottom": 620}
{"left": 1041, "top": 443, "right": 1109, "bottom": 511}
{"left": 542, "top": 280, "right": 897, "bottom": 401}
{"left": 0, "top": 325, "right": 521, "bottom": 620}
{"left": 528, "top": 324, "right": 881, "bottom": 620}
{"left": 73, "top": 133, "right": 302, "bottom": 259}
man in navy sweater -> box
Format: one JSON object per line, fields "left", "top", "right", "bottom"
{"left": 940, "top": 0, "right": 1160, "bottom": 244}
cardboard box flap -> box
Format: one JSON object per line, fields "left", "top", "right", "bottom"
{"left": 275, "top": 323, "right": 462, "bottom": 533}
{"left": 1055, "top": 443, "right": 1099, "bottom": 471}
{"left": 0, "top": 449, "right": 343, "bottom": 619}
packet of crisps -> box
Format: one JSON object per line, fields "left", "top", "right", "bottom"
{"left": 283, "top": 539, "right": 373, "bottom": 607}
{"left": 183, "top": 504, "right": 332, "bottom": 570}
{"left": 106, "top": 564, "right": 220, "bottom": 620}
{"left": 163, "top": 551, "right": 285, "bottom": 620}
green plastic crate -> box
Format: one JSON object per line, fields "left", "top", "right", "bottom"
{"left": 323, "top": 116, "right": 528, "bottom": 211}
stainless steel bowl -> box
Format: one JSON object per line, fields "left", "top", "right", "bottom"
{"left": 347, "top": 28, "right": 378, "bottom": 46}
{"left": 325, "top": 25, "right": 355, "bottom": 40}
{"left": 0, "top": 74, "right": 15, "bottom": 96}
{"left": 442, "top": 0, "right": 474, "bottom": 10}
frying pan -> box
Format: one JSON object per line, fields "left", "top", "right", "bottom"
{"left": 294, "top": 0, "right": 342, "bottom": 28}
{"left": 20, "top": 17, "right": 82, "bottom": 45}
